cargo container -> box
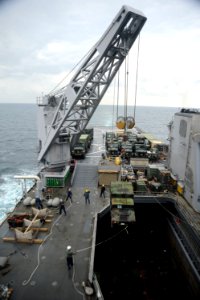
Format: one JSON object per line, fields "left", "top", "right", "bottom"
{"left": 98, "top": 164, "right": 120, "bottom": 186}
{"left": 43, "top": 166, "right": 71, "bottom": 188}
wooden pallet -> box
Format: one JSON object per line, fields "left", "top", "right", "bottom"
{"left": 10, "top": 227, "right": 49, "bottom": 232}
{"left": 3, "top": 237, "right": 43, "bottom": 244}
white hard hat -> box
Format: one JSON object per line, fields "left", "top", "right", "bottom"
{"left": 67, "top": 246, "right": 71, "bottom": 250}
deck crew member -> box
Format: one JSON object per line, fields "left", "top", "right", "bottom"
{"left": 100, "top": 184, "right": 106, "bottom": 198}
{"left": 84, "top": 189, "right": 90, "bottom": 204}
{"left": 66, "top": 245, "right": 74, "bottom": 270}
{"left": 35, "top": 197, "right": 43, "bottom": 209}
{"left": 66, "top": 188, "right": 72, "bottom": 203}
{"left": 59, "top": 199, "right": 66, "bottom": 215}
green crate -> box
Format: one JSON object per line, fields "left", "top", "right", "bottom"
{"left": 110, "top": 181, "right": 133, "bottom": 197}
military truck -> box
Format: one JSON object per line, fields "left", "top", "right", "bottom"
{"left": 120, "top": 142, "right": 133, "bottom": 160}
{"left": 134, "top": 143, "right": 148, "bottom": 157}
{"left": 110, "top": 181, "right": 135, "bottom": 226}
{"left": 71, "top": 134, "right": 91, "bottom": 158}
{"left": 107, "top": 142, "right": 119, "bottom": 157}
{"left": 83, "top": 127, "right": 94, "bottom": 143}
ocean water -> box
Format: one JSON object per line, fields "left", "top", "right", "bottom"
{"left": 0, "top": 103, "right": 178, "bottom": 223}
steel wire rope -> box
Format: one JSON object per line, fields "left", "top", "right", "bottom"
{"left": 126, "top": 53, "right": 130, "bottom": 114}
{"left": 151, "top": 194, "right": 200, "bottom": 271}
{"left": 48, "top": 15, "right": 120, "bottom": 97}
{"left": 112, "top": 76, "right": 117, "bottom": 131}
{"left": 116, "top": 70, "right": 120, "bottom": 119}
{"left": 113, "top": 69, "right": 120, "bottom": 129}
{"left": 41, "top": 15, "right": 120, "bottom": 97}
{"left": 61, "top": 176, "right": 129, "bottom": 255}
{"left": 124, "top": 56, "right": 127, "bottom": 132}
{"left": 69, "top": 191, "right": 198, "bottom": 298}
{"left": 75, "top": 225, "right": 128, "bottom": 254}
{"left": 124, "top": 56, "right": 128, "bottom": 131}
{"left": 134, "top": 34, "right": 140, "bottom": 120}
{"left": 48, "top": 44, "right": 97, "bottom": 96}
{"left": 152, "top": 194, "right": 198, "bottom": 229}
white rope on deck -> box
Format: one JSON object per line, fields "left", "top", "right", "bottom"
{"left": 22, "top": 212, "right": 64, "bottom": 286}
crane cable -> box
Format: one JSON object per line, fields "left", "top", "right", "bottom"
{"left": 134, "top": 34, "right": 141, "bottom": 120}
{"left": 112, "top": 76, "right": 116, "bottom": 131}
{"left": 116, "top": 70, "right": 120, "bottom": 119}
{"left": 112, "top": 68, "right": 120, "bottom": 129}
{"left": 124, "top": 54, "right": 130, "bottom": 131}
{"left": 48, "top": 44, "right": 97, "bottom": 96}
{"left": 113, "top": 34, "right": 141, "bottom": 129}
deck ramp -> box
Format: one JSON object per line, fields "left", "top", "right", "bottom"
{"left": 72, "top": 163, "right": 98, "bottom": 187}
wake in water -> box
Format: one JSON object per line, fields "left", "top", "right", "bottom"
{"left": 0, "top": 167, "right": 38, "bottom": 224}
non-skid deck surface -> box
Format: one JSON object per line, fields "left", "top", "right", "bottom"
{"left": 0, "top": 183, "right": 110, "bottom": 300}
{"left": 73, "top": 163, "right": 98, "bottom": 188}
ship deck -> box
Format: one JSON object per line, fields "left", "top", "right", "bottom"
{"left": 1, "top": 126, "right": 200, "bottom": 299}
{"left": 0, "top": 184, "right": 110, "bottom": 300}
{"left": 0, "top": 127, "right": 109, "bottom": 300}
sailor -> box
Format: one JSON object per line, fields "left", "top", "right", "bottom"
{"left": 100, "top": 184, "right": 106, "bottom": 198}
{"left": 35, "top": 197, "right": 43, "bottom": 209}
{"left": 66, "top": 245, "right": 74, "bottom": 270}
{"left": 59, "top": 199, "right": 66, "bottom": 215}
{"left": 66, "top": 188, "right": 72, "bottom": 203}
{"left": 84, "top": 188, "right": 90, "bottom": 204}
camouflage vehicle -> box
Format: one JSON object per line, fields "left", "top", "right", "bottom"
{"left": 107, "top": 143, "right": 119, "bottom": 157}
{"left": 71, "top": 134, "right": 91, "bottom": 158}
{"left": 110, "top": 181, "right": 135, "bottom": 226}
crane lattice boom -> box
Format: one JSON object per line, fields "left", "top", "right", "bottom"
{"left": 37, "top": 5, "right": 146, "bottom": 166}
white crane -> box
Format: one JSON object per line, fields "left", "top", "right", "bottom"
{"left": 37, "top": 5, "right": 146, "bottom": 168}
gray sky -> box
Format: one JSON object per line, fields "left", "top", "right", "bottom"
{"left": 0, "top": 0, "right": 200, "bottom": 107}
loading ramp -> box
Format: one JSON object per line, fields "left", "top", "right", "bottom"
{"left": 72, "top": 163, "right": 98, "bottom": 188}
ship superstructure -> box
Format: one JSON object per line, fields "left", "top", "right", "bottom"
{"left": 168, "top": 109, "right": 200, "bottom": 212}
